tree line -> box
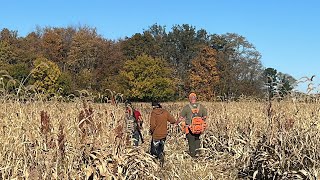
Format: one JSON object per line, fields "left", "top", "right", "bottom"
{"left": 0, "top": 24, "right": 296, "bottom": 101}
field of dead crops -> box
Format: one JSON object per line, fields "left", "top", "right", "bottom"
{"left": 0, "top": 97, "right": 320, "bottom": 179}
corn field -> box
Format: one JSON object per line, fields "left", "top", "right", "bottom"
{"left": 0, "top": 94, "right": 320, "bottom": 179}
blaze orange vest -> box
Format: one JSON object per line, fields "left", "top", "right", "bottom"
{"left": 180, "top": 104, "right": 207, "bottom": 134}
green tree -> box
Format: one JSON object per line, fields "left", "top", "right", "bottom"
{"left": 278, "top": 72, "right": 296, "bottom": 96}
{"left": 263, "top": 68, "right": 296, "bottom": 98}
{"left": 120, "top": 54, "right": 175, "bottom": 101}
{"left": 263, "top": 67, "right": 278, "bottom": 99}
{"left": 164, "top": 24, "right": 210, "bottom": 72}
{"left": 31, "top": 57, "right": 61, "bottom": 94}
{"left": 7, "top": 63, "right": 30, "bottom": 82}
{"left": 121, "top": 24, "right": 167, "bottom": 60}
{"left": 56, "top": 71, "right": 73, "bottom": 95}
{"left": 121, "top": 32, "right": 159, "bottom": 60}
{"left": 77, "top": 68, "right": 94, "bottom": 90}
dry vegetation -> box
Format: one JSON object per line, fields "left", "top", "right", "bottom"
{"left": 0, "top": 95, "right": 320, "bottom": 179}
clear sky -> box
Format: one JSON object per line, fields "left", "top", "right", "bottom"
{"left": 1, "top": 0, "right": 319, "bottom": 92}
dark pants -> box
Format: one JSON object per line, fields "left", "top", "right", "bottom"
{"left": 150, "top": 138, "right": 165, "bottom": 158}
{"left": 133, "top": 130, "right": 140, "bottom": 146}
{"left": 186, "top": 132, "right": 200, "bottom": 157}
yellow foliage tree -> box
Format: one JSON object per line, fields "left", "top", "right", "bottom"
{"left": 189, "top": 46, "right": 219, "bottom": 100}
{"left": 31, "top": 57, "right": 61, "bottom": 94}
{"left": 120, "top": 54, "right": 175, "bottom": 101}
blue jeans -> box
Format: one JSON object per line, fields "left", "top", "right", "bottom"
{"left": 150, "top": 138, "right": 165, "bottom": 158}
{"left": 133, "top": 130, "right": 140, "bottom": 146}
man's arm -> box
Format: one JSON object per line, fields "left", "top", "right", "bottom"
{"left": 167, "top": 110, "right": 176, "bottom": 124}
{"left": 201, "top": 104, "right": 208, "bottom": 120}
{"left": 175, "top": 106, "right": 187, "bottom": 124}
{"left": 175, "top": 116, "right": 185, "bottom": 125}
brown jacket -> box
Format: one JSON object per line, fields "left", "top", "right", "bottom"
{"left": 150, "top": 108, "right": 176, "bottom": 140}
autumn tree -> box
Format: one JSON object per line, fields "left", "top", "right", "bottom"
{"left": 0, "top": 29, "right": 33, "bottom": 88}
{"left": 0, "top": 25, "right": 299, "bottom": 100}
{"left": 163, "top": 24, "right": 210, "bottom": 97}
{"left": 24, "top": 31, "right": 42, "bottom": 53}
{"left": 95, "top": 42, "right": 125, "bottom": 92}
{"left": 120, "top": 54, "right": 175, "bottom": 101}
{"left": 18, "top": 31, "right": 42, "bottom": 65}
{"left": 189, "top": 46, "right": 219, "bottom": 100}
{"left": 164, "top": 24, "right": 210, "bottom": 70}
{"left": 67, "top": 26, "right": 101, "bottom": 73}
{"left": 0, "top": 41, "right": 17, "bottom": 65}
{"left": 31, "top": 57, "right": 61, "bottom": 94}
{"left": 120, "top": 24, "right": 214, "bottom": 99}
{"left": 66, "top": 26, "right": 124, "bottom": 91}
{"left": 0, "top": 28, "right": 18, "bottom": 45}
{"left": 0, "top": 28, "right": 22, "bottom": 65}
{"left": 40, "top": 27, "right": 76, "bottom": 70}
{"left": 42, "top": 28, "right": 64, "bottom": 63}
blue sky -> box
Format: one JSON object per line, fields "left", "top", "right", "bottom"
{"left": 1, "top": 0, "right": 319, "bottom": 92}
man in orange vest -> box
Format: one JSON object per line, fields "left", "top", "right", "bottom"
{"left": 177, "top": 93, "right": 207, "bottom": 157}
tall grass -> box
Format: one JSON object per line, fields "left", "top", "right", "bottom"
{"left": 0, "top": 95, "right": 319, "bottom": 179}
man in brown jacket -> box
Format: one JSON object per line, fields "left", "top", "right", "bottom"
{"left": 149, "top": 101, "right": 176, "bottom": 166}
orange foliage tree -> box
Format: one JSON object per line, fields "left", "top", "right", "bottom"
{"left": 189, "top": 46, "right": 219, "bottom": 100}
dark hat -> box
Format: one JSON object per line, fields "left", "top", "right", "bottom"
{"left": 152, "top": 101, "right": 161, "bottom": 108}
{"left": 125, "top": 100, "right": 132, "bottom": 107}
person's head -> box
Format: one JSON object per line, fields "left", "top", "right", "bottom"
{"left": 188, "top": 92, "right": 197, "bottom": 103}
{"left": 125, "top": 100, "right": 132, "bottom": 107}
{"left": 152, "top": 101, "right": 162, "bottom": 109}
